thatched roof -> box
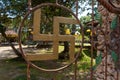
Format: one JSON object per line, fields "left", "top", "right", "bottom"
{"left": 5, "top": 30, "right": 18, "bottom": 38}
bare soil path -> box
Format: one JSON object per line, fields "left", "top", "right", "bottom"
{"left": 0, "top": 45, "right": 71, "bottom": 80}
{"left": 0, "top": 45, "right": 18, "bottom": 59}
{"left": 0, "top": 45, "right": 84, "bottom": 80}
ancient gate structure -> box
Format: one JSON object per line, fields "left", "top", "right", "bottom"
{"left": 18, "top": 0, "right": 120, "bottom": 80}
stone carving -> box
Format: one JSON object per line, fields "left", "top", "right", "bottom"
{"left": 94, "top": 0, "right": 120, "bottom": 79}
{"left": 26, "top": 9, "right": 78, "bottom": 61}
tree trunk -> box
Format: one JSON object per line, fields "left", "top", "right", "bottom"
{"left": 94, "top": 1, "right": 120, "bottom": 80}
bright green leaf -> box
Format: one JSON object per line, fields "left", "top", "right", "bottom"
{"left": 93, "top": 52, "right": 102, "bottom": 70}
{"left": 110, "top": 16, "right": 117, "bottom": 30}
{"left": 96, "top": 52, "right": 102, "bottom": 65}
{"left": 94, "top": 8, "right": 102, "bottom": 26}
{"left": 111, "top": 51, "right": 118, "bottom": 63}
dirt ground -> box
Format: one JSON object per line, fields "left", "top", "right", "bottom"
{"left": 0, "top": 45, "right": 89, "bottom": 80}
{"left": 0, "top": 45, "right": 18, "bottom": 59}
{"left": 0, "top": 45, "right": 25, "bottom": 80}
{"left": 0, "top": 45, "right": 75, "bottom": 80}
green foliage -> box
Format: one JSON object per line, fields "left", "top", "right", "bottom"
{"left": 0, "top": 0, "right": 95, "bottom": 23}
{"left": 93, "top": 52, "right": 102, "bottom": 69}
{"left": 0, "top": 0, "right": 27, "bottom": 26}
{"left": 94, "top": 7, "right": 102, "bottom": 26}
{"left": 95, "top": 53, "right": 102, "bottom": 65}
{"left": 32, "top": 0, "right": 75, "bottom": 7}
{"left": 1, "top": 0, "right": 27, "bottom": 16}
{"left": 80, "top": 15, "right": 92, "bottom": 25}
{"left": 78, "top": 49, "right": 95, "bottom": 71}
{"left": 110, "top": 16, "right": 117, "bottom": 30}
{"left": 0, "top": 15, "right": 12, "bottom": 25}
{"left": 38, "top": 0, "right": 76, "bottom": 34}
{"left": 80, "top": 15, "right": 92, "bottom": 37}
{"left": 0, "top": 24, "right": 6, "bottom": 34}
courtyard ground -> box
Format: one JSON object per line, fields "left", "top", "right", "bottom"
{"left": 0, "top": 44, "right": 91, "bottom": 80}
{"left": 0, "top": 45, "right": 18, "bottom": 59}
{"left": 0, "top": 45, "right": 74, "bottom": 80}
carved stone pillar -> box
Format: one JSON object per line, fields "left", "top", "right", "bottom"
{"left": 94, "top": 1, "right": 120, "bottom": 79}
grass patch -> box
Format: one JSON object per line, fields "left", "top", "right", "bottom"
{"left": 0, "top": 46, "right": 97, "bottom": 80}
{"left": 13, "top": 74, "right": 37, "bottom": 80}
{"left": 78, "top": 49, "right": 95, "bottom": 71}
{"left": 83, "top": 49, "right": 97, "bottom": 58}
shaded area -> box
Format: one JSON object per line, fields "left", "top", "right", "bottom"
{"left": 0, "top": 45, "right": 94, "bottom": 80}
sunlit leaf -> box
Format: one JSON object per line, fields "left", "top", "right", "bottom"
{"left": 110, "top": 16, "right": 117, "bottom": 30}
